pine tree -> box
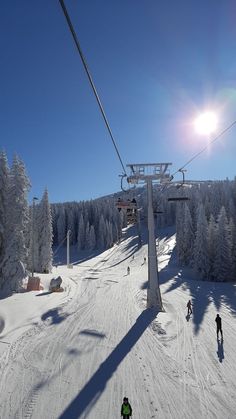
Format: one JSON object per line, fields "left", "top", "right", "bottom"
{"left": 0, "top": 152, "right": 9, "bottom": 283}
{"left": 207, "top": 214, "right": 217, "bottom": 280}
{"left": 213, "top": 207, "right": 231, "bottom": 281}
{"left": 77, "top": 213, "right": 85, "bottom": 250}
{"left": 176, "top": 203, "right": 185, "bottom": 264}
{"left": 57, "top": 205, "right": 66, "bottom": 244}
{"left": 66, "top": 205, "right": 77, "bottom": 244}
{"left": 37, "top": 189, "right": 53, "bottom": 273}
{"left": 1, "top": 156, "right": 30, "bottom": 290}
{"left": 182, "top": 204, "right": 195, "bottom": 265}
{"left": 229, "top": 217, "right": 236, "bottom": 280}
{"left": 84, "top": 221, "right": 90, "bottom": 249}
{"left": 88, "top": 225, "right": 96, "bottom": 250}
{"left": 28, "top": 203, "right": 40, "bottom": 273}
{"left": 193, "top": 204, "right": 209, "bottom": 279}
{"left": 98, "top": 215, "right": 106, "bottom": 249}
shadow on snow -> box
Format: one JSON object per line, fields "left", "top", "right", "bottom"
{"left": 160, "top": 247, "right": 236, "bottom": 335}
{"left": 58, "top": 308, "right": 157, "bottom": 419}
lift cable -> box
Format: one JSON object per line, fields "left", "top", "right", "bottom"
{"left": 170, "top": 119, "right": 236, "bottom": 179}
{"left": 59, "top": 0, "right": 127, "bottom": 176}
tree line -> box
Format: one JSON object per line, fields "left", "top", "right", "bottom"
{"left": 174, "top": 180, "right": 236, "bottom": 281}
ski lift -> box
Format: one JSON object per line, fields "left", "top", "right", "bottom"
{"left": 167, "top": 169, "right": 190, "bottom": 202}
{"left": 116, "top": 198, "right": 138, "bottom": 224}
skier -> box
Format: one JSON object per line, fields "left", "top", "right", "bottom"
{"left": 121, "top": 397, "right": 132, "bottom": 418}
{"left": 215, "top": 314, "right": 223, "bottom": 339}
{"left": 127, "top": 266, "right": 130, "bottom": 275}
{"left": 187, "top": 300, "right": 192, "bottom": 315}
{"left": 143, "top": 257, "right": 146, "bottom": 264}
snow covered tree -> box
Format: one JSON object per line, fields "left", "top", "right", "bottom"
{"left": 229, "top": 217, "right": 236, "bottom": 280}
{"left": 98, "top": 215, "right": 106, "bottom": 249}
{"left": 77, "top": 213, "right": 85, "bottom": 250}
{"left": 213, "top": 207, "right": 232, "bottom": 281}
{"left": 105, "top": 220, "right": 113, "bottom": 249}
{"left": 88, "top": 225, "right": 96, "bottom": 250}
{"left": 66, "top": 205, "right": 77, "bottom": 244}
{"left": 28, "top": 203, "right": 40, "bottom": 273}
{"left": 0, "top": 152, "right": 9, "bottom": 282}
{"left": 193, "top": 204, "right": 209, "bottom": 279}
{"left": 176, "top": 203, "right": 185, "bottom": 264}
{"left": 56, "top": 205, "right": 66, "bottom": 245}
{"left": 207, "top": 214, "right": 217, "bottom": 280}
{"left": 1, "top": 156, "right": 30, "bottom": 290}
{"left": 37, "top": 189, "right": 53, "bottom": 273}
{"left": 182, "top": 204, "right": 195, "bottom": 265}
{"left": 84, "top": 221, "right": 90, "bottom": 249}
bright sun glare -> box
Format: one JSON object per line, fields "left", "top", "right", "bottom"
{"left": 194, "top": 111, "right": 218, "bottom": 135}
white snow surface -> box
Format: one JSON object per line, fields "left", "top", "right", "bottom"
{"left": 0, "top": 227, "right": 236, "bottom": 418}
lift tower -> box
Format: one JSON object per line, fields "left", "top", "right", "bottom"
{"left": 127, "top": 163, "right": 172, "bottom": 310}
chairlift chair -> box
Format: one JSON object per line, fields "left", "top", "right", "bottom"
{"left": 115, "top": 198, "right": 138, "bottom": 224}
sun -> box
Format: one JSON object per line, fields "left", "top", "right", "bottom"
{"left": 194, "top": 111, "right": 218, "bottom": 135}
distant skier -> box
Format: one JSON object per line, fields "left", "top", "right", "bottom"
{"left": 215, "top": 314, "right": 223, "bottom": 339}
{"left": 127, "top": 266, "right": 130, "bottom": 275}
{"left": 187, "top": 300, "right": 192, "bottom": 315}
{"left": 143, "top": 257, "right": 146, "bottom": 264}
{"left": 121, "top": 397, "right": 132, "bottom": 418}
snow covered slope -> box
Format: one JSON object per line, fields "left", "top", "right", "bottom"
{"left": 0, "top": 227, "right": 235, "bottom": 418}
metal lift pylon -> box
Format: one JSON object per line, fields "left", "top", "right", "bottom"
{"left": 127, "top": 163, "right": 172, "bottom": 310}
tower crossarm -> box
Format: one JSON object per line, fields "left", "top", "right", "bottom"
{"left": 127, "top": 163, "right": 172, "bottom": 184}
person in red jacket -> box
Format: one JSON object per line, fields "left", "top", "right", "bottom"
{"left": 121, "top": 397, "right": 132, "bottom": 418}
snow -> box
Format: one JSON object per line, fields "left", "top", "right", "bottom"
{"left": 0, "top": 227, "right": 236, "bottom": 418}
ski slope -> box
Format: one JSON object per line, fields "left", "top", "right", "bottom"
{"left": 0, "top": 227, "right": 236, "bottom": 418}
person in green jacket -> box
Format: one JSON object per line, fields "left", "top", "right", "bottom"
{"left": 121, "top": 397, "right": 132, "bottom": 418}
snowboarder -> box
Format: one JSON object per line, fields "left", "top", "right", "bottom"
{"left": 187, "top": 300, "right": 192, "bottom": 315}
{"left": 127, "top": 266, "right": 130, "bottom": 275}
{"left": 121, "top": 397, "right": 132, "bottom": 418}
{"left": 215, "top": 314, "right": 223, "bottom": 339}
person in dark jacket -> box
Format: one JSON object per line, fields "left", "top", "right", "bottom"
{"left": 187, "top": 300, "right": 192, "bottom": 315}
{"left": 121, "top": 397, "right": 132, "bottom": 418}
{"left": 215, "top": 314, "right": 223, "bottom": 339}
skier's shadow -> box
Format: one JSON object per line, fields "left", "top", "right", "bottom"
{"left": 185, "top": 314, "right": 190, "bottom": 322}
{"left": 217, "top": 338, "right": 224, "bottom": 363}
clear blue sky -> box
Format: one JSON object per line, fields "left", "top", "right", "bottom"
{"left": 1, "top": 0, "right": 236, "bottom": 203}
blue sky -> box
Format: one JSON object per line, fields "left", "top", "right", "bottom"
{"left": 1, "top": 0, "right": 236, "bottom": 203}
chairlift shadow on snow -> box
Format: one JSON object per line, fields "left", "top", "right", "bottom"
{"left": 41, "top": 308, "right": 69, "bottom": 325}
{"left": 79, "top": 329, "right": 106, "bottom": 339}
{"left": 35, "top": 291, "right": 52, "bottom": 296}
{"left": 58, "top": 308, "right": 158, "bottom": 419}
{"left": 141, "top": 280, "right": 148, "bottom": 290}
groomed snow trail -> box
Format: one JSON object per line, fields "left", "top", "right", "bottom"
{"left": 0, "top": 229, "right": 236, "bottom": 418}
